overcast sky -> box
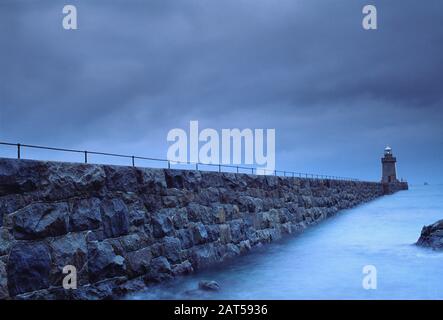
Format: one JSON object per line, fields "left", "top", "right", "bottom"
{"left": 1, "top": 0, "right": 442, "bottom": 183}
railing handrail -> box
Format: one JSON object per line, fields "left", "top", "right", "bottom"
{"left": 0, "top": 141, "right": 369, "bottom": 182}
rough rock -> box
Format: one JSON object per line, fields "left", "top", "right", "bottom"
{"left": 146, "top": 256, "right": 172, "bottom": 282}
{"left": 198, "top": 280, "right": 220, "bottom": 291}
{"left": 0, "top": 260, "right": 8, "bottom": 299}
{"left": 88, "top": 241, "right": 127, "bottom": 283}
{"left": 152, "top": 211, "right": 174, "bottom": 238}
{"left": 100, "top": 199, "right": 129, "bottom": 238}
{"left": 416, "top": 219, "right": 443, "bottom": 250}
{"left": 7, "top": 242, "right": 52, "bottom": 296}
{"left": 192, "top": 222, "right": 208, "bottom": 244}
{"left": 11, "top": 202, "right": 69, "bottom": 240}
{"left": 127, "top": 247, "right": 152, "bottom": 277}
{"left": 161, "top": 236, "right": 182, "bottom": 264}
{"left": 48, "top": 232, "right": 88, "bottom": 286}
{"left": 69, "top": 198, "right": 102, "bottom": 232}
{"left": 172, "top": 260, "right": 194, "bottom": 276}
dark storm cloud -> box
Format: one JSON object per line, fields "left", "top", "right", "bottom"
{"left": 0, "top": 0, "right": 442, "bottom": 182}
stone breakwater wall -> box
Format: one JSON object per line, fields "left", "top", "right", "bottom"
{"left": 383, "top": 182, "right": 409, "bottom": 195}
{"left": 0, "top": 158, "right": 402, "bottom": 299}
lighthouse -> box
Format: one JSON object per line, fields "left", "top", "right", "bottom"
{"left": 381, "top": 146, "right": 398, "bottom": 183}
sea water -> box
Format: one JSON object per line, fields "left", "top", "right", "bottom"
{"left": 129, "top": 184, "right": 443, "bottom": 300}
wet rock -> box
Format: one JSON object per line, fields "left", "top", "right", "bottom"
{"left": 88, "top": 241, "right": 127, "bottom": 283}
{"left": 12, "top": 202, "right": 69, "bottom": 240}
{"left": 100, "top": 199, "right": 129, "bottom": 238}
{"left": 198, "top": 280, "right": 220, "bottom": 291}
{"left": 417, "top": 220, "right": 443, "bottom": 250}
{"left": 239, "top": 240, "right": 252, "bottom": 254}
{"left": 190, "top": 243, "right": 218, "bottom": 269}
{"left": 7, "top": 242, "right": 51, "bottom": 296}
{"left": 151, "top": 256, "right": 172, "bottom": 273}
{"left": 172, "top": 260, "right": 194, "bottom": 276}
{"left": 127, "top": 247, "right": 152, "bottom": 276}
{"left": 145, "top": 256, "right": 172, "bottom": 282}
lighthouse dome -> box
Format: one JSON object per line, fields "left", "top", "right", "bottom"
{"left": 384, "top": 146, "right": 392, "bottom": 155}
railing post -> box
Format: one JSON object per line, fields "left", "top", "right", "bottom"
{"left": 132, "top": 156, "right": 135, "bottom": 167}
{"left": 84, "top": 151, "right": 88, "bottom": 163}
{"left": 168, "top": 160, "right": 171, "bottom": 169}
{"left": 218, "top": 164, "right": 221, "bottom": 172}
{"left": 17, "top": 143, "right": 21, "bottom": 159}
{"left": 251, "top": 168, "right": 254, "bottom": 174}
{"left": 236, "top": 166, "right": 239, "bottom": 173}
{"left": 196, "top": 163, "right": 198, "bottom": 170}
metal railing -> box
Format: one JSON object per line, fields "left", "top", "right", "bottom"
{"left": 0, "top": 141, "right": 361, "bottom": 182}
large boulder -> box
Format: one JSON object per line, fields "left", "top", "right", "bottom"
{"left": 417, "top": 220, "right": 443, "bottom": 250}
{"left": 198, "top": 280, "right": 220, "bottom": 291}
{"left": 11, "top": 202, "right": 69, "bottom": 240}
{"left": 172, "top": 260, "right": 193, "bottom": 276}
{"left": 7, "top": 242, "right": 52, "bottom": 296}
